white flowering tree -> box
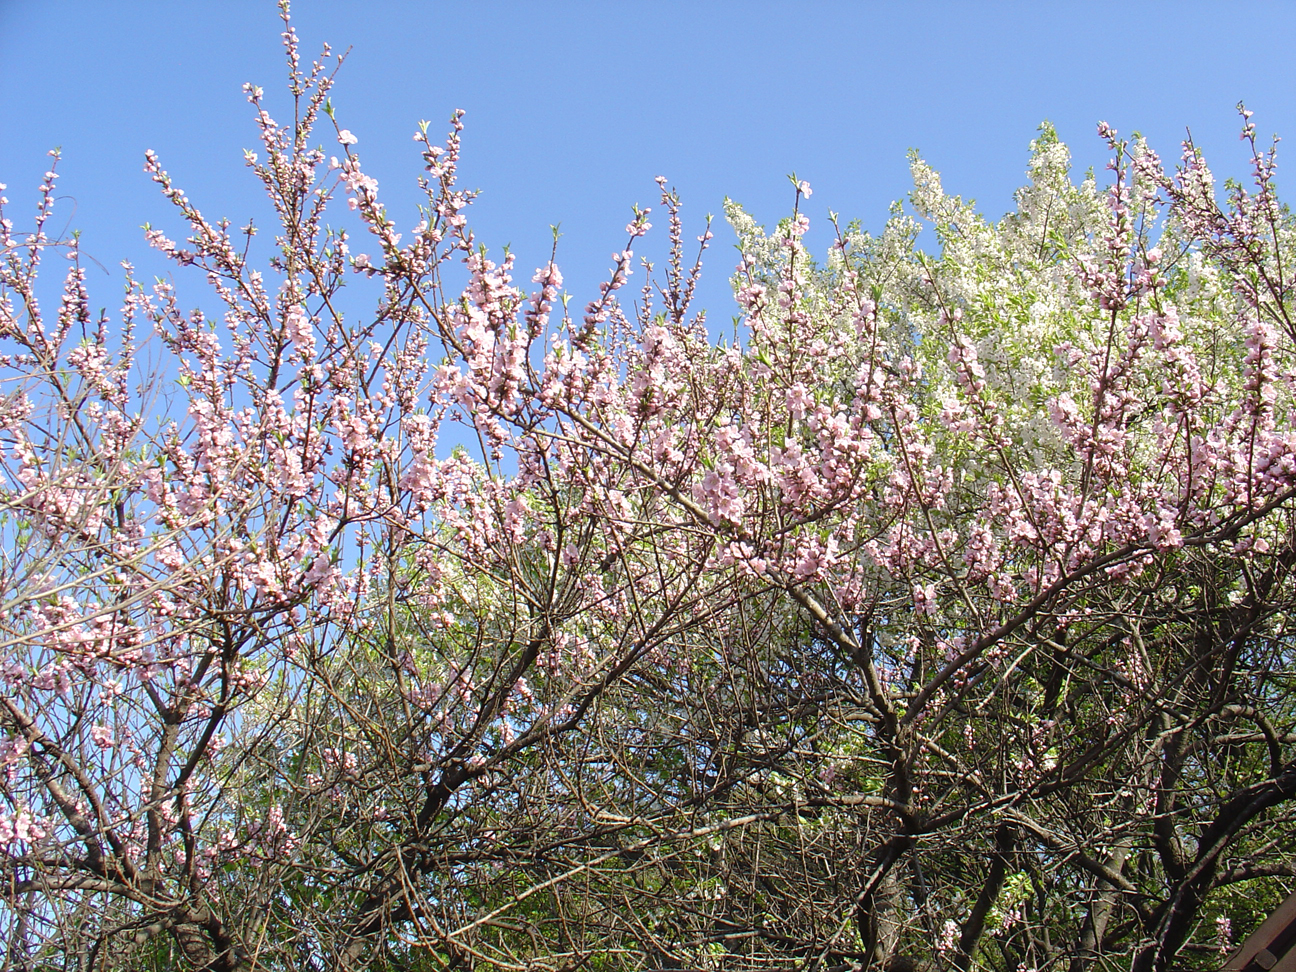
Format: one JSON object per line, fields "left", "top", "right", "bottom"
{"left": 4, "top": 8, "right": 1296, "bottom": 971}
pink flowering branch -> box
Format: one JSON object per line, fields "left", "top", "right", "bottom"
{"left": 2, "top": 10, "right": 1296, "bottom": 971}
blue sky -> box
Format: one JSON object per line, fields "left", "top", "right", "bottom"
{"left": 3, "top": 1, "right": 1296, "bottom": 321}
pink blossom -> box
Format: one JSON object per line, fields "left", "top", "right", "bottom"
{"left": 913, "top": 583, "right": 938, "bottom": 617}
{"left": 90, "top": 725, "right": 116, "bottom": 750}
{"left": 0, "top": 809, "right": 47, "bottom": 850}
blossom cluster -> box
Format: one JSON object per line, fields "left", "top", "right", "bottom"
{"left": 1, "top": 18, "right": 1293, "bottom": 967}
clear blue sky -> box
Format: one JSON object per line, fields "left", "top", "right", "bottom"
{"left": 3, "top": 1, "right": 1295, "bottom": 321}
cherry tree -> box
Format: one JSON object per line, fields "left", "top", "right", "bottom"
{"left": 4, "top": 7, "right": 1296, "bottom": 971}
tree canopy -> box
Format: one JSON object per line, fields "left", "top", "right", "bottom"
{"left": 4, "top": 8, "right": 1296, "bottom": 971}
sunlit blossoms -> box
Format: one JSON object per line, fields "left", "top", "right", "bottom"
{"left": 1, "top": 6, "right": 1295, "bottom": 970}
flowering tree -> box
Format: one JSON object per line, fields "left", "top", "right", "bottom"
{"left": 5, "top": 7, "right": 1296, "bottom": 971}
